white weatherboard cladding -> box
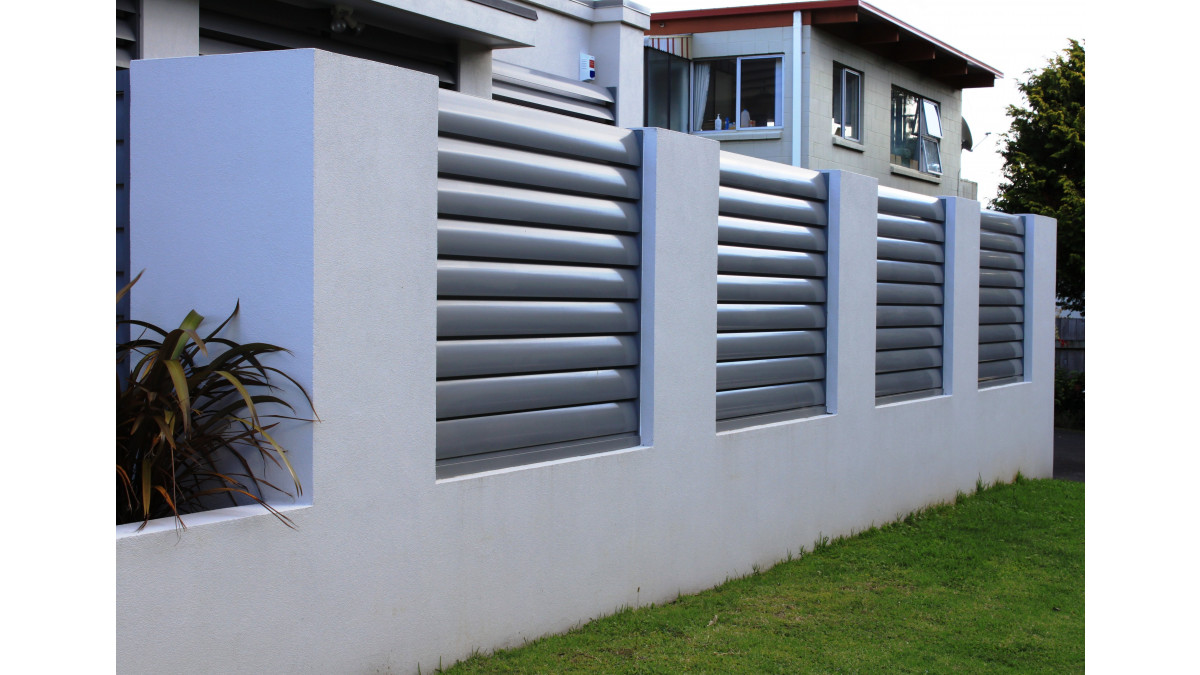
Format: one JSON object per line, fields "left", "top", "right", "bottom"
{"left": 119, "top": 51, "right": 1055, "bottom": 675}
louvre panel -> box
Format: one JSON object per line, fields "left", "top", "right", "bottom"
{"left": 716, "top": 382, "right": 825, "bottom": 420}
{"left": 718, "top": 245, "right": 825, "bottom": 277}
{"left": 438, "top": 220, "right": 638, "bottom": 266}
{"left": 437, "top": 260, "right": 638, "bottom": 300}
{"left": 876, "top": 326, "right": 943, "bottom": 351}
{"left": 980, "top": 209, "right": 1025, "bottom": 235}
{"left": 437, "top": 336, "right": 638, "bottom": 379}
{"left": 978, "top": 211, "right": 1026, "bottom": 384}
{"left": 876, "top": 369, "right": 942, "bottom": 397}
{"left": 877, "top": 259, "right": 944, "bottom": 284}
{"left": 980, "top": 250, "right": 1025, "bottom": 271}
{"left": 878, "top": 186, "right": 945, "bottom": 222}
{"left": 437, "top": 368, "right": 637, "bottom": 419}
{"left": 979, "top": 341, "right": 1023, "bottom": 362}
{"left": 876, "top": 193, "right": 945, "bottom": 400}
{"left": 718, "top": 216, "right": 826, "bottom": 252}
{"left": 436, "top": 93, "right": 641, "bottom": 472}
{"left": 717, "top": 331, "right": 825, "bottom": 361}
{"left": 877, "top": 237, "right": 944, "bottom": 264}
{"left": 979, "top": 359, "right": 1023, "bottom": 381}
{"left": 979, "top": 269, "right": 1025, "bottom": 288}
{"left": 438, "top": 137, "right": 639, "bottom": 199}
{"left": 719, "top": 186, "right": 828, "bottom": 226}
{"left": 979, "top": 323, "right": 1023, "bottom": 344}
{"left": 438, "top": 300, "right": 638, "bottom": 337}
{"left": 718, "top": 276, "right": 825, "bottom": 303}
{"left": 717, "top": 356, "right": 825, "bottom": 391}
{"left": 877, "top": 282, "right": 943, "bottom": 306}
{"left": 979, "top": 287, "right": 1024, "bottom": 306}
{"left": 719, "top": 152, "right": 828, "bottom": 200}
{"left": 981, "top": 230, "right": 1024, "bottom": 253}
{"left": 492, "top": 81, "right": 616, "bottom": 124}
{"left": 877, "top": 305, "right": 943, "bottom": 328}
{"left": 980, "top": 305, "right": 1024, "bottom": 325}
{"left": 876, "top": 348, "right": 942, "bottom": 374}
{"left": 116, "top": 70, "right": 131, "bottom": 344}
{"left": 438, "top": 178, "right": 639, "bottom": 233}
{"left": 718, "top": 304, "right": 826, "bottom": 332}
{"left": 439, "top": 90, "right": 638, "bottom": 166}
{"left": 492, "top": 60, "right": 615, "bottom": 125}
{"left": 716, "top": 150, "right": 829, "bottom": 424}
{"left": 493, "top": 60, "right": 614, "bottom": 107}
{"left": 877, "top": 213, "right": 945, "bottom": 243}
{"left": 436, "top": 402, "right": 639, "bottom": 460}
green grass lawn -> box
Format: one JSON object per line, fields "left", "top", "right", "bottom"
{"left": 440, "top": 477, "right": 1084, "bottom": 674}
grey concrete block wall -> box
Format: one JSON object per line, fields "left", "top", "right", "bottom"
{"left": 690, "top": 26, "right": 795, "bottom": 165}
{"left": 118, "top": 51, "right": 1054, "bottom": 675}
{"left": 806, "top": 29, "right": 964, "bottom": 198}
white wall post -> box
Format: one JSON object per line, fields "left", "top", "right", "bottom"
{"left": 139, "top": 0, "right": 199, "bottom": 59}
{"left": 591, "top": 2, "right": 650, "bottom": 128}
{"left": 942, "top": 197, "right": 981, "bottom": 395}
{"left": 823, "top": 170, "right": 878, "bottom": 416}
{"left": 1022, "top": 213, "right": 1058, "bottom": 477}
{"left": 637, "top": 128, "right": 721, "bottom": 446}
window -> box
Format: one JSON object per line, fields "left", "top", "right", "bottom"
{"left": 890, "top": 87, "right": 943, "bottom": 175}
{"left": 643, "top": 53, "right": 784, "bottom": 133}
{"left": 693, "top": 56, "right": 783, "bottom": 131}
{"left": 832, "top": 65, "right": 862, "bottom": 141}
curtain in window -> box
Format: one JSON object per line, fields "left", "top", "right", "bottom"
{"left": 692, "top": 62, "right": 710, "bottom": 132}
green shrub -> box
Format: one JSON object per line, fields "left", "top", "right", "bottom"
{"left": 1054, "top": 368, "right": 1084, "bottom": 430}
{"left": 117, "top": 276, "right": 315, "bottom": 529}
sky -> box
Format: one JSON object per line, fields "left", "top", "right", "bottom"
{"left": 640, "top": 0, "right": 1086, "bottom": 205}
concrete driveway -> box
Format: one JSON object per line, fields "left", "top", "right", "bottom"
{"left": 1053, "top": 428, "right": 1084, "bottom": 482}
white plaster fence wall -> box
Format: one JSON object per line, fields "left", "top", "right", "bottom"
{"left": 118, "top": 50, "right": 1056, "bottom": 674}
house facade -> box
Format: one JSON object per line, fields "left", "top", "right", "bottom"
{"left": 644, "top": 0, "right": 1001, "bottom": 198}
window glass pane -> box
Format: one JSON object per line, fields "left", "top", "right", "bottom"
{"left": 922, "top": 138, "right": 942, "bottom": 174}
{"left": 890, "top": 88, "right": 920, "bottom": 170}
{"left": 669, "top": 56, "right": 689, "bottom": 132}
{"left": 700, "top": 58, "right": 736, "bottom": 130}
{"left": 844, "top": 70, "right": 861, "bottom": 141}
{"left": 921, "top": 99, "right": 942, "bottom": 138}
{"left": 645, "top": 49, "right": 670, "bottom": 130}
{"left": 739, "top": 57, "right": 779, "bottom": 128}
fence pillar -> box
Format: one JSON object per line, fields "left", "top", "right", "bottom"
{"left": 943, "top": 197, "right": 981, "bottom": 395}
{"left": 1023, "top": 214, "right": 1058, "bottom": 386}
{"left": 823, "top": 170, "right": 878, "bottom": 416}
{"left": 636, "top": 128, "right": 720, "bottom": 447}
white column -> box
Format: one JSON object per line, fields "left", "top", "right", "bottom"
{"left": 456, "top": 40, "right": 493, "bottom": 99}
{"left": 637, "top": 128, "right": 721, "bottom": 447}
{"left": 942, "top": 197, "right": 981, "bottom": 395}
{"left": 139, "top": 0, "right": 199, "bottom": 59}
{"left": 823, "top": 170, "right": 879, "bottom": 415}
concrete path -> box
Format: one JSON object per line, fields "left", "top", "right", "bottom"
{"left": 1053, "top": 428, "right": 1084, "bottom": 482}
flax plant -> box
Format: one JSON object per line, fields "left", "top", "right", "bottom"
{"left": 116, "top": 274, "right": 315, "bottom": 529}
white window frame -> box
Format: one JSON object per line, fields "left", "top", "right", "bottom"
{"left": 693, "top": 55, "right": 784, "bottom": 133}
{"left": 918, "top": 98, "right": 943, "bottom": 175}
{"left": 833, "top": 64, "right": 863, "bottom": 142}
{"left": 891, "top": 87, "right": 944, "bottom": 176}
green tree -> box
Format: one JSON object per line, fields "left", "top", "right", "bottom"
{"left": 992, "top": 39, "right": 1084, "bottom": 314}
